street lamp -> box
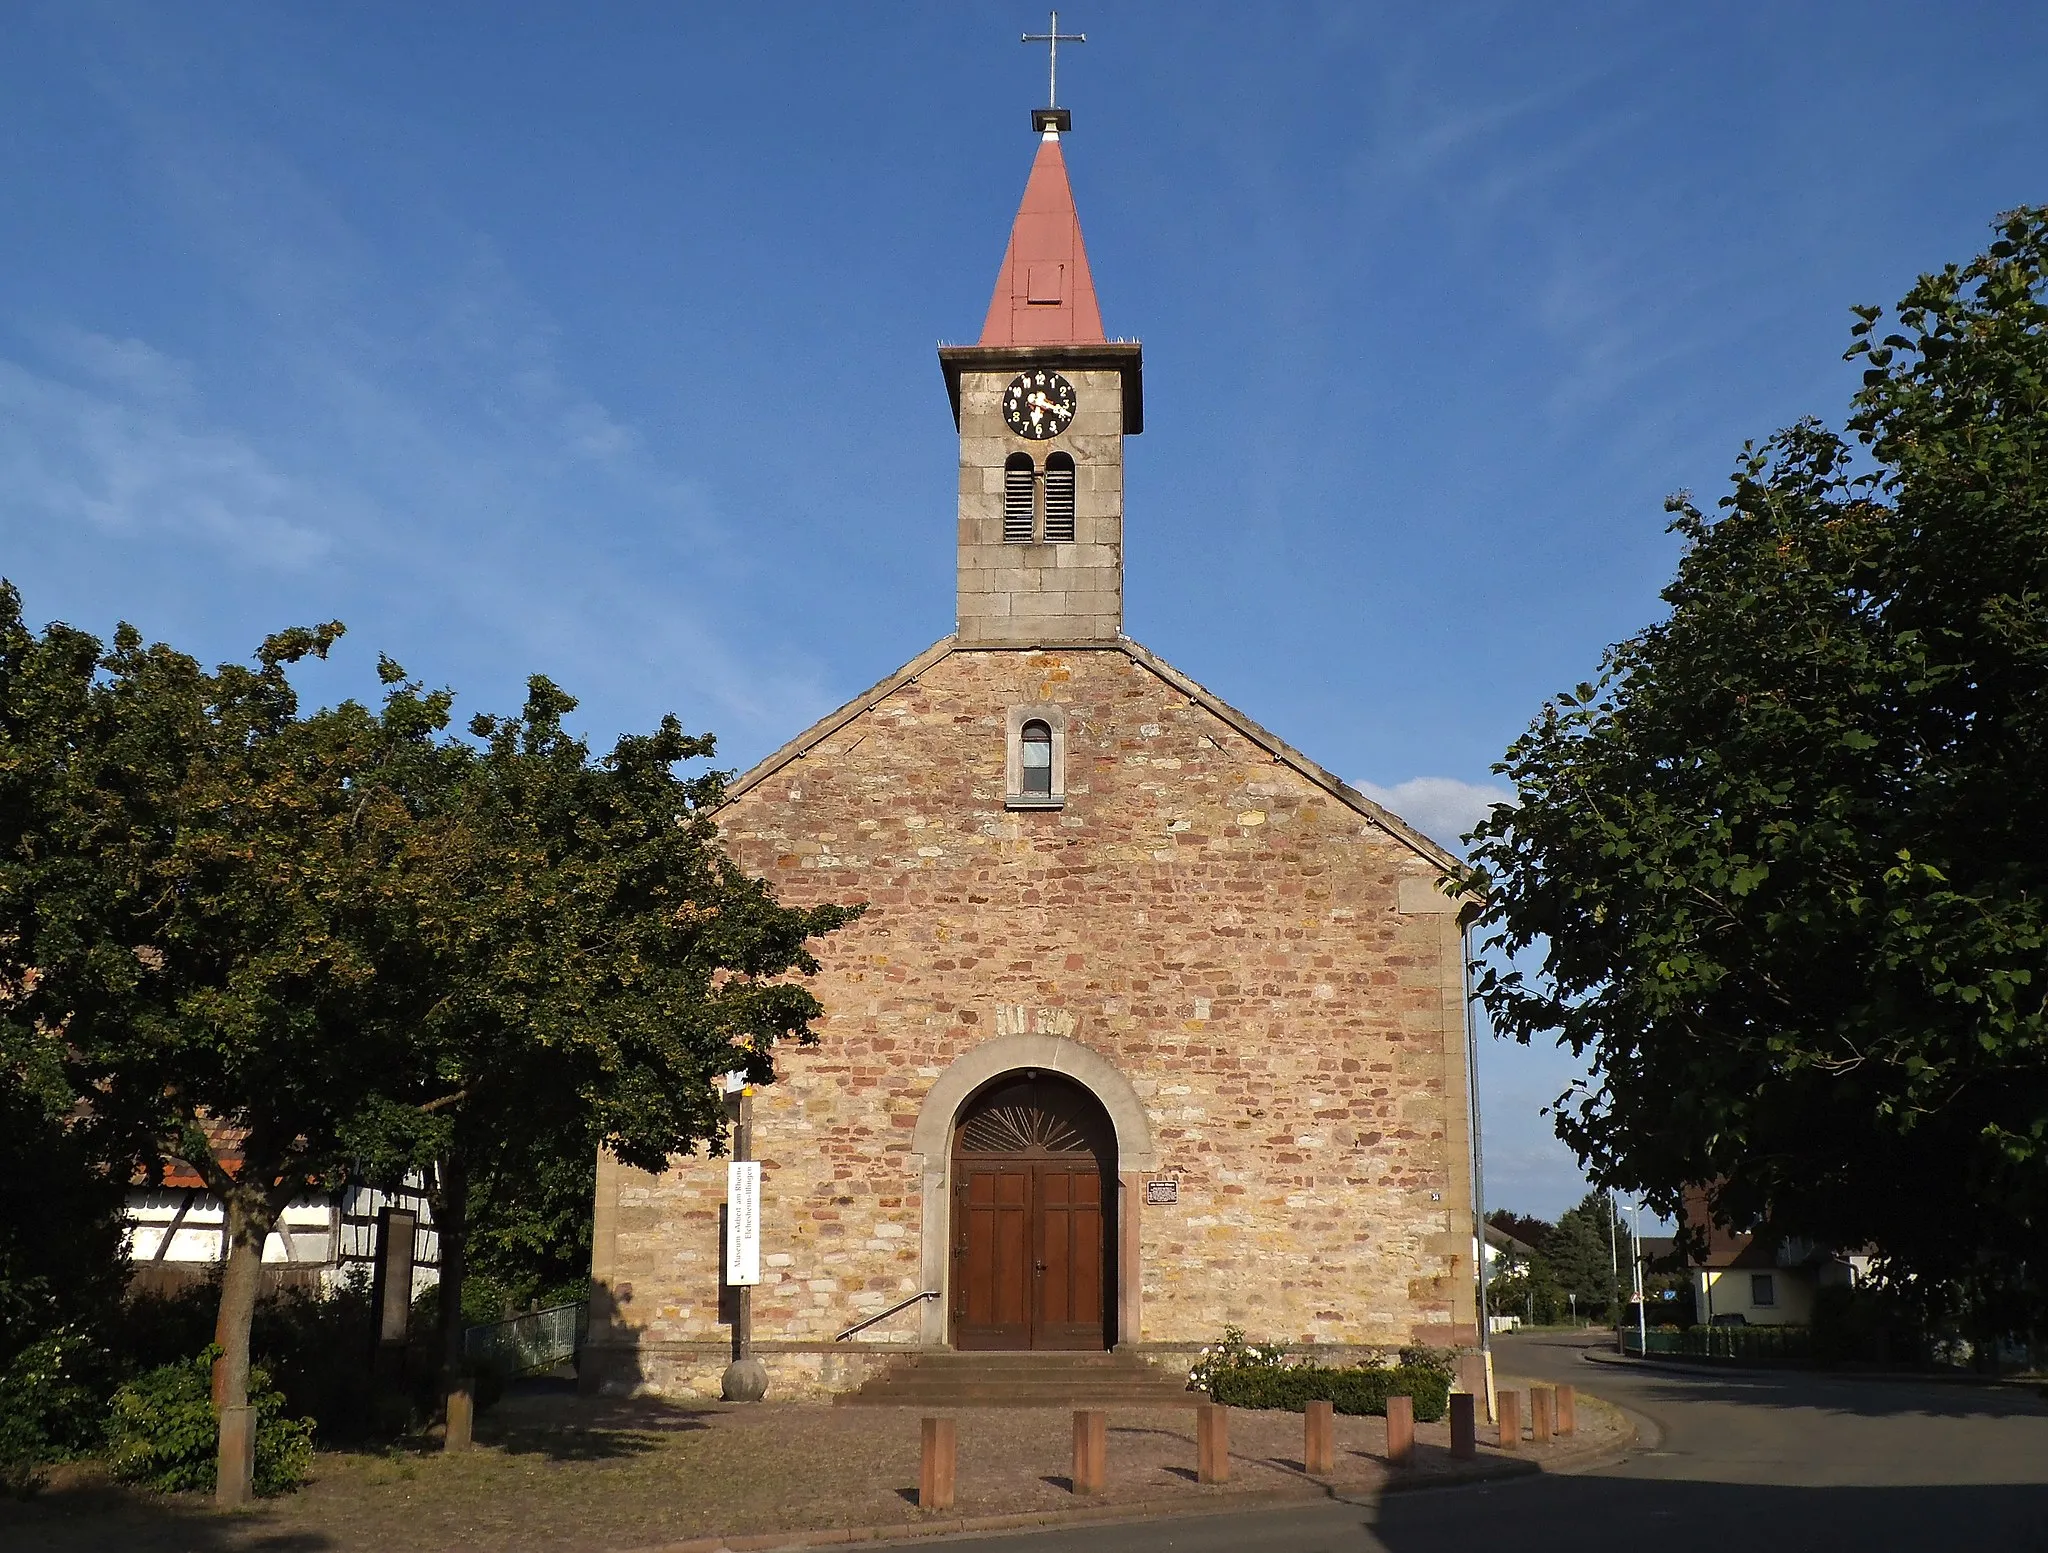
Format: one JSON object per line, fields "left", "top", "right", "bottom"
{"left": 1607, "top": 1192, "right": 1623, "bottom": 1353}
{"left": 1630, "top": 1198, "right": 1649, "bottom": 1358}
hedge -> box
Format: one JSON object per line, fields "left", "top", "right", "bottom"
{"left": 1205, "top": 1362, "right": 1450, "bottom": 1423}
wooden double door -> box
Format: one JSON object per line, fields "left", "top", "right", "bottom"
{"left": 951, "top": 1076, "right": 1113, "bottom": 1350}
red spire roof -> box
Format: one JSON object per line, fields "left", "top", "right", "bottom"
{"left": 978, "top": 132, "right": 1106, "bottom": 347}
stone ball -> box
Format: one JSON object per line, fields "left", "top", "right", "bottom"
{"left": 721, "top": 1357, "right": 770, "bottom": 1403}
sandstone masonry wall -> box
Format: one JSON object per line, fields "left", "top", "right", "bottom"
{"left": 590, "top": 645, "right": 1474, "bottom": 1398}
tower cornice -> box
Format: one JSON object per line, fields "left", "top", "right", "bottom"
{"left": 937, "top": 341, "right": 1143, "bottom": 434}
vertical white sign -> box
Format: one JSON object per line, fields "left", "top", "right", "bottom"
{"left": 726, "top": 1161, "right": 761, "bottom": 1286}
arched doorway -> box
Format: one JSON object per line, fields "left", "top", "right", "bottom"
{"left": 950, "top": 1072, "right": 1116, "bottom": 1350}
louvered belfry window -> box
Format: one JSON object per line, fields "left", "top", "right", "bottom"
{"left": 1003, "top": 453, "right": 1036, "bottom": 542}
{"left": 1020, "top": 720, "right": 1053, "bottom": 796}
{"left": 1043, "top": 452, "right": 1076, "bottom": 542}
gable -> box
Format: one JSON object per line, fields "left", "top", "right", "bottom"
{"left": 717, "top": 636, "right": 1462, "bottom": 879}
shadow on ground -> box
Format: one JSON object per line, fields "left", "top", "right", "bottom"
{"left": 1368, "top": 1476, "right": 2048, "bottom": 1552}
{"left": 0, "top": 1469, "right": 337, "bottom": 1553}
{"left": 1502, "top": 1332, "right": 2048, "bottom": 1423}
{"left": 478, "top": 1380, "right": 717, "bottom": 1462}
{"left": 1606, "top": 1365, "right": 2048, "bottom": 1423}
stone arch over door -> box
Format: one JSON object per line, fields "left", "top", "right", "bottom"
{"left": 911, "top": 1027, "right": 1155, "bottom": 1347}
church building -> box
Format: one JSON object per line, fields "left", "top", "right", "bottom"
{"left": 584, "top": 107, "right": 1479, "bottom": 1400}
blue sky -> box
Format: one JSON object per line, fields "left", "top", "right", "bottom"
{"left": 3, "top": 1, "right": 2043, "bottom": 1220}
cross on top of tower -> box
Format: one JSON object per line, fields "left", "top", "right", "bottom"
{"left": 1021, "top": 10, "right": 1085, "bottom": 112}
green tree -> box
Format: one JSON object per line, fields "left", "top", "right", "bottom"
{"left": 1486, "top": 1253, "right": 1567, "bottom": 1325}
{"left": 0, "top": 1035, "right": 128, "bottom": 1370}
{"left": 0, "top": 597, "right": 464, "bottom": 1501}
{"left": 0, "top": 596, "right": 856, "bottom": 1496}
{"left": 1545, "top": 1194, "right": 1625, "bottom": 1321}
{"left": 461, "top": 1148, "right": 598, "bottom": 1313}
{"left": 1459, "top": 209, "right": 2048, "bottom": 1335}
{"left": 347, "top": 677, "right": 857, "bottom": 1407}
{"left": 1486, "top": 1209, "right": 1555, "bottom": 1251}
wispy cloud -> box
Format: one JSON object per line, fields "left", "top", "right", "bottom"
{"left": 1, "top": 62, "right": 832, "bottom": 752}
{"left": 0, "top": 336, "right": 333, "bottom": 567}
{"left": 1359, "top": 774, "right": 1513, "bottom": 851}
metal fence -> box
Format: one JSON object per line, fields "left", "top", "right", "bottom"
{"left": 463, "top": 1301, "right": 588, "bottom": 1377}
{"left": 1623, "top": 1325, "right": 1814, "bottom": 1361}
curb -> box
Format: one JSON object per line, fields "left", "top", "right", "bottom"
{"left": 615, "top": 1407, "right": 1639, "bottom": 1553}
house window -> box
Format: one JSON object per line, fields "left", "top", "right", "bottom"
{"left": 1005, "top": 705, "right": 1067, "bottom": 809}
{"left": 1042, "top": 452, "right": 1076, "bottom": 542}
{"left": 1750, "top": 1273, "right": 1775, "bottom": 1307}
{"left": 1003, "top": 453, "right": 1036, "bottom": 542}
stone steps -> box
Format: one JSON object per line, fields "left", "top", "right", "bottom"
{"left": 838, "top": 1350, "right": 1203, "bottom": 1408}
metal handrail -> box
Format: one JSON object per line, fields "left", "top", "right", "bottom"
{"left": 834, "top": 1290, "right": 939, "bottom": 1342}
{"left": 463, "top": 1300, "right": 588, "bottom": 1375}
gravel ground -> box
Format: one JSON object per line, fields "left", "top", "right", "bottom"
{"left": 0, "top": 1380, "right": 1627, "bottom": 1553}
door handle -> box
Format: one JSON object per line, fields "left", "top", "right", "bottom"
{"left": 1035, "top": 1261, "right": 1047, "bottom": 1272}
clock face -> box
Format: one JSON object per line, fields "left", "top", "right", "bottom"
{"left": 1003, "top": 370, "right": 1078, "bottom": 440}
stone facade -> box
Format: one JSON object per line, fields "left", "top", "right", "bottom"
{"left": 585, "top": 639, "right": 1477, "bottom": 1399}
{"left": 954, "top": 358, "right": 1128, "bottom": 644}
{"left": 583, "top": 118, "right": 1475, "bottom": 1403}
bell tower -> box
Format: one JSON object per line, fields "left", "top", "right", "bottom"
{"left": 940, "top": 110, "right": 1142, "bottom": 646}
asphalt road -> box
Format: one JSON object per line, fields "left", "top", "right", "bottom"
{"left": 931, "top": 1331, "right": 2048, "bottom": 1552}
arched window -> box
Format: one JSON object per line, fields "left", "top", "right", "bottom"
{"left": 1019, "top": 720, "right": 1053, "bottom": 797}
{"left": 1003, "top": 453, "right": 1036, "bottom": 543}
{"left": 1042, "top": 452, "right": 1076, "bottom": 542}
{"left": 1006, "top": 705, "right": 1066, "bottom": 809}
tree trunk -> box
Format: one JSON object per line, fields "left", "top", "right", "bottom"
{"left": 211, "top": 1187, "right": 274, "bottom": 1507}
{"left": 436, "top": 1152, "right": 469, "bottom": 1421}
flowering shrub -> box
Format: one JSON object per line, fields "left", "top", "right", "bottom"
{"left": 1186, "top": 1325, "right": 1295, "bottom": 1392}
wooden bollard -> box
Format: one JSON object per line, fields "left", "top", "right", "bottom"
{"left": 214, "top": 1405, "right": 256, "bottom": 1507}
{"left": 1303, "top": 1399, "right": 1335, "bottom": 1475}
{"left": 1556, "top": 1384, "right": 1577, "bottom": 1436}
{"left": 919, "top": 1417, "right": 956, "bottom": 1511}
{"left": 1530, "top": 1385, "right": 1555, "bottom": 1444}
{"left": 1496, "top": 1389, "right": 1521, "bottom": 1451}
{"left": 1197, "top": 1403, "right": 1230, "bottom": 1484}
{"left": 1072, "top": 1409, "right": 1106, "bottom": 1495}
{"left": 1449, "top": 1392, "right": 1476, "bottom": 1460}
{"left": 444, "top": 1379, "right": 475, "bottom": 1453}
{"left": 1384, "top": 1394, "right": 1415, "bottom": 1466}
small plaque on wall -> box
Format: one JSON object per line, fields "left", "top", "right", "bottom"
{"left": 1144, "top": 1178, "right": 1179, "bottom": 1205}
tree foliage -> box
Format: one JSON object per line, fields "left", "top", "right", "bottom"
{"left": 1545, "top": 1194, "right": 1626, "bottom": 1316}
{"left": 1485, "top": 1209, "right": 1555, "bottom": 1251}
{"left": 1484, "top": 1256, "right": 1566, "bottom": 1325}
{"left": 0, "top": 1043, "right": 128, "bottom": 1368}
{"left": 345, "top": 676, "right": 859, "bottom": 1380}
{"left": 0, "top": 593, "right": 463, "bottom": 1476}
{"left": 1460, "top": 209, "right": 2048, "bottom": 1327}
{"left": 0, "top": 591, "right": 856, "bottom": 1487}
{"left": 106, "top": 1346, "right": 314, "bottom": 1496}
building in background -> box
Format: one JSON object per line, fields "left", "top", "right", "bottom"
{"left": 124, "top": 1132, "right": 438, "bottom": 1301}
{"left": 1681, "top": 1188, "right": 1867, "bottom": 1327}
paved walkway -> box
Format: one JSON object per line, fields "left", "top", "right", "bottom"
{"left": 0, "top": 1377, "right": 1625, "bottom": 1553}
